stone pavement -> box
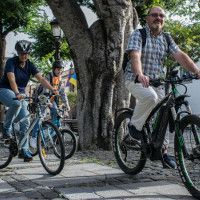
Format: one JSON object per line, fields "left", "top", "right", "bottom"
{"left": 0, "top": 150, "right": 196, "bottom": 200}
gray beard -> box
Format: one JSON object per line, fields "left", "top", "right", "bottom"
{"left": 151, "top": 24, "right": 162, "bottom": 33}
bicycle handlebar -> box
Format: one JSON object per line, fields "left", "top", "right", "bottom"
{"left": 135, "top": 73, "right": 198, "bottom": 88}
{"left": 13, "top": 96, "right": 32, "bottom": 101}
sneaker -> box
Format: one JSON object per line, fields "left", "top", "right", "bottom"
{"left": 128, "top": 124, "right": 141, "bottom": 140}
{"left": 30, "top": 137, "right": 37, "bottom": 149}
{"left": 2, "top": 134, "right": 12, "bottom": 140}
{"left": 18, "top": 149, "right": 33, "bottom": 162}
{"left": 163, "top": 153, "right": 177, "bottom": 169}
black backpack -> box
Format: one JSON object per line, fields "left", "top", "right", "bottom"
{"left": 122, "top": 28, "right": 171, "bottom": 72}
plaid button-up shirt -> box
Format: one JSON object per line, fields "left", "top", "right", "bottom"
{"left": 124, "top": 26, "right": 180, "bottom": 81}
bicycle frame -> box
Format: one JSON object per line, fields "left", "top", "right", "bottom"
{"left": 144, "top": 93, "right": 175, "bottom": 142}
{"left": 11, "top": 99, "right": 48, "bottom": 150}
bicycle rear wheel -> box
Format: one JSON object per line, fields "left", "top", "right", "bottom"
{"left": 60, "top": 129, "right": 77, "bottom": 160}
{"left": 175, "top": 114, "right": 200, "bottom": 199}
{"left": 113, "top": 111, "right": 146, "bottom": 175}
{"left": 38, "top": 121, "right": 65, "bottom": 175}
{"left": 0, "top": 139, "right": 12, "bottom": 169}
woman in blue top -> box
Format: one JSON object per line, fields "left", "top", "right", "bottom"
{"left": 0, "top": 40, "right": 58, "bottom": 162}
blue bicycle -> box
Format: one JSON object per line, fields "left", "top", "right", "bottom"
{"left": 0, "top": 94, "right": 65, "bottom": 175}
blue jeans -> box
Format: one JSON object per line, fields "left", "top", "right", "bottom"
{"left": 0, "top": 88, "right": 30, "bottom": 149}
{"left": 32, "top": 101, "right": 60, "bottom": 138}
{"left": 50, "top": 101, "right": 61, "bottom": 127}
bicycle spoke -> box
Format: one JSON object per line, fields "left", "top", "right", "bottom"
{"left": 38, "top": 121, "right": 65, "bottom": 175}
{"left": 113, "top": 111, "right": 146, "bottom": 175}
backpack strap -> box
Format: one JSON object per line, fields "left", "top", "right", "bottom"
{"left": 123, "top": 28, "right": 146, "bottom": 72}
{"left": 123, "top": 28, "right": 171, "bottom": 72}
{"left": 139, "top": 28, "right": 171, "bottom": 53}
{"left": 138, "top": 28, "right": 147, "bottom": 48}
{"left": 163, "top": 32, "right": 171, "bottom": 54}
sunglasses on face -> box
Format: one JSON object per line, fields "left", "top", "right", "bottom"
{"left": 148, "top": 13, "right": 166, "bottom": 18}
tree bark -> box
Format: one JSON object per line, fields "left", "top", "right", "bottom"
{"left": 46, "top": 0, "right": 136, "bottom": 149}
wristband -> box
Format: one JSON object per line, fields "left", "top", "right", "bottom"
{"left": 15, "top": 93, "right": 20, "bottom": 96}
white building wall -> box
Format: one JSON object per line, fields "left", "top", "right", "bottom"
{"left": 184, "top": 80, "right": 200, "bottom": 115}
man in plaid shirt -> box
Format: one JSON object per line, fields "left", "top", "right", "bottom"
{"left": 124, "top": 6, "right": 200, "bottom": 169}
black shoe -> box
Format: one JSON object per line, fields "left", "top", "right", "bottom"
{"left": 2, "top": 134, "right": 12, "bottom": 140}
{"left": 128, "top": 124, "right": 141, "bottom": 140}
{"left": 163, "top": 153, "right": 177, "bottom": 169}
{"left": 18, "top": 149, "right": 33, "bottom": 162}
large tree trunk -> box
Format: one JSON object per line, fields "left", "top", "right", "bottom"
{"left": 46, "top": 0, "right": 137, "bottom": 149}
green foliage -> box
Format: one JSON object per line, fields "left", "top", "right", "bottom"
{"left": 135, "top": 1, "right": 200, "bottom": 28}
{"left": 24, "top": 13, "right": 71, "bottom": 73}
{"left": 67, "top": 91, "right": 77, "bottom": 108}
{"left": 162, "top": 20, "right": 200, "bottom": 69}
{"left": 133, "top": 0, "right": 200, "bottom": 68}
{"left": 165, "top": 21, "right": 200, "bottom": 63}
{"left": 0, "top": 0, "right": 44, "bottom": 36}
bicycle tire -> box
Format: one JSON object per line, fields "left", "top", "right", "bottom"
{"left": 37, "top": 121, "right": 65, "bottom": 175}
{"left": 174, "top": 114, "right": 200, "bottom": 199}
{"left": 113, "top": 111, "right": 146, "bottom": 175}
{"left": 60, "top": 129, "right": 78, "bottom": 160}
{"left": 0, "top": 139, "right": 13, "bottom": 169}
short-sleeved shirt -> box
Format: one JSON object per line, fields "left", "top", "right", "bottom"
{"left": 124, "top": 25, "right": 180, "bottom": 81}
{"left": 0, "top": 56, "right": 39, "bottom": 93}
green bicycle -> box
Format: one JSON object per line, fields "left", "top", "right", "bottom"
{"left": 113, "top": 69, "right": 200, "bottom": 199}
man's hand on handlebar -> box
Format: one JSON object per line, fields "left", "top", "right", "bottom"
{"left": 136, "top": 74, "right": 150, "bottom": 88}
{"left": 16, "top": 93, "right": 26, "bottom": 100}
{"left": 195, "top": 70, "right": 200, "bottom": 79}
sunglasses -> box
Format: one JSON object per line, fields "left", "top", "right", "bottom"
{"left": 148, "top": 13, "right": 166, "bottom": 18}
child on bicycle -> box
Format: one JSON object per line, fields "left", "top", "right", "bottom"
{"left": 30, "top": 60, "right": 70, "bottom": 148}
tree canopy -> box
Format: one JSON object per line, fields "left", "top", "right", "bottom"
{"left": 23, "top": 12, "right": 71, "bottom": 73}
{"left": 19, "top": 0, "right": 200, "bottom": 72}
{"left": 0, "top": 0, "right": 44, "bottom": 38}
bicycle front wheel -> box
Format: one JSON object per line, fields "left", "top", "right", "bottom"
{"left": 0, "top": 139, "right": 12, "bottom": 169}
{"left": 175, "top": 114, "right": 200, "bottom": 199}
{"left": 60, "top": 129, "right": 77, "bottom": 160}
{"left": 38, "top": 121, "right": 65, "bottom": 175}
{"left": 113, "top": 111, "right": 146, "bottom": 175}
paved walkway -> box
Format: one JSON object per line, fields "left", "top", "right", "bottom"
{"left": 0, "top": 151, "right": 196, "bottom": 200}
